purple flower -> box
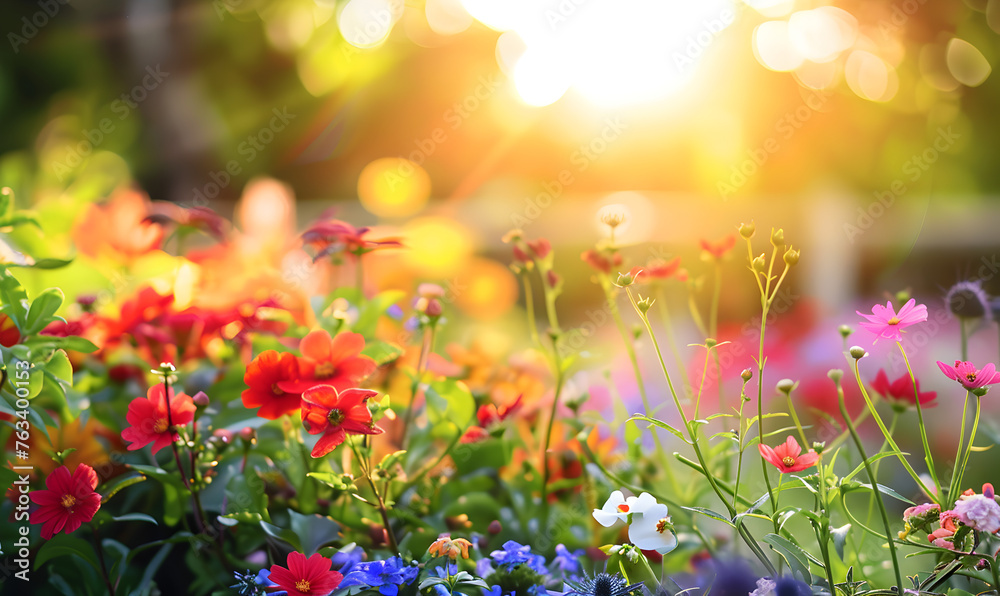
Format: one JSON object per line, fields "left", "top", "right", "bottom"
{"left": 955, "top": 484, "right": 1000, "bottom": 533}
{"left": 490, "top": 541, "right": 546, "bottom": 574}
{"left": 340, "top": 556, "right": 419, "bottom": 596}
{"left": 552, "top": 544, "right": 584, "bottom": 576}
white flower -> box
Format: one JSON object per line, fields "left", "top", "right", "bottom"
{"left": 955, "top": 494, "right": 1000, "bottom": 533}
{"left": 592, "top": 491, "right": 658, "bottom": 528}
{"left": 627, "top": 503, "right": 677, "bottom": 555}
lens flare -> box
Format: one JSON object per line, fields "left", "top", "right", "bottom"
{"left": 358, "top": 158, "right": 431, "bottom": 218}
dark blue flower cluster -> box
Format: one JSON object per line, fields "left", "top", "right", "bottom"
{"left": 341, "top": 556, "right": 420, "bottom": 596}
{"left": 489, "top": 540, "right": 547, "bottom": 574}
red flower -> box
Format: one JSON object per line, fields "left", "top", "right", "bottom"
{"left": 527, "top": 238, "right": 551, "bottom": 259}
{"left": 581, "top": 249, "right": 622, "bottom": 274}
{"left": 477, "top": 394, "right": 523, "bottom": 427}
{"left": 300, "top": 386, "right": 383, "bottom": 457}
{"left": 269, "top": 551, "right": 343, "bottom": 596}
{"left": 871, "top": 369, "right": 937, "bottom": 408}
{"left": 0, "top": 313, "right": 20, "bottom": 347}
{"left": 758, "top": 436, "right": 819, "bottom": 474}
{"left": 700, "top": 235, "right": 736, "bottom": 259}
{"left": 30, "top": 464, "right": 102, "bottom": 539}
{"left": 242, "top": 350, "right": 302, "bottom": 419}
{"left": 121, "top": 384, "right": 196, "bottom": 454}
{"left": 278, "top": 330, "right": 377, "bottom": 394}
{"left": 302, "top": 219, "right": 401, "bottom": 261}
{"left": 634, "top": 257, "right": 687, "bottom": 283}
{"left": 459, "top": 426, "right": 490, "bottom": 444}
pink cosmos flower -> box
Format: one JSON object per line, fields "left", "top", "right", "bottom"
{"left": 936, "top": 360, "right": 1000, "bottom": 391}
{"left": 954, "top": 483, "right": 1000, "bottom": 533}
{"left": 856, "top": 299, "right": 927, "bottom": 342}
{"left": 758, "top": 436, "right": 819, "bottom": 474}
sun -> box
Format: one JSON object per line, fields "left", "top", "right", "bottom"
{"left": 462, "top": 0, "right": 737, "bottom": 107}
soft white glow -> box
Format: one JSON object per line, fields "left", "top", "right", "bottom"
{"left": 463, "top": 0, "right": 737, "bottom": 107}
{"left": 338, "top": 0, "right": 401, "bottom": 49}
{"left": 787, "top": 7, "right": 857, "bottom": 63}
{"left": 753, "top": 20, "right": 803, "bottom": 72}
{"left": 426, "top": 0, "right": 473, "bottom": 36}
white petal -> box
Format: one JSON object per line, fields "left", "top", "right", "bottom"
{"left": 601, "top": 490, "right": 626, "bottom": 512}
{"left": 631, "top": 492, "right": 658, "bottom": 513}
{"left": 628, "top": 505, "right": 677, "bottom": 554}
{"left": 593, "top": 509, "right": 626, "bottom": 528}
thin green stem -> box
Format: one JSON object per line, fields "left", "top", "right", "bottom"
{"left": 835, "top": 375, "right": 903, "bottom": 594}
{"left": 785, "top": 392, "right": 808, "bottom": 448}
{"left": 852, "top": 360, "right": 936, "bottom": 502}
{"left": 951, "top": 394, "right": 981, "bottom": 504}
{"left": 348, "top": 438, "right": 399, "bottom": 552}
{"left": 655, "top": 287, "right": 693, "bottom": 401}
{"left": 948, "top": 392, "right": 971, "bottom": 505}
{"left": 523, "top": 274, "right": 541, "bottom": 347}
{"left": 897, "top": 341, "right": 942, "bottom": 501}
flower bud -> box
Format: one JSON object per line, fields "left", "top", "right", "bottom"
{"left": 615, "top": 271, "right": 634, "bottom": 287}
{"left": 512, "top": 245, "right": 531, "bottom": 264}
{"left": 193, "top": 391, "right": 210, "bottom": 407}
{"left": 827, "top": 369, "right": 844, "bottom": 383}
{"left": 636, "top": 296, "right": 655, "bottom": 314}
{"left": 739, "top": 222, "right": 755, "bottom": 239}
{"left": 488, "top": 520, "right": 502, "bottom": 535}
{"left": 546, "top": 270, "right": 560, "bottom": 289}
{"left": 849, "top": 346, "right": 867, "bottom": 360}
{"left": 425, "top": 298, "right": 443, "bottom": 318}
{"left": 752, "top": 254, "right": 766, "bottom": 273}
{"left": 239, "top": 426, "right": 256, "bottom": 443}
{"left": 705, "top": 338, "right": 718, "bottom": 348}
{"left": 740, "top": 368, "right": 753, "bottom": 382}
{"left": 895, "top": 289, "right": 911, "bottom": 305}
{"left": 783, "top": 247, "right": 800, "bottom": 266}
{"left": 213, "top": 428, "right": 234, "bottom": 443}
{"left": 770, "top": 228, "right": 784, "bottom": 247}
{"left": 838, "top": 324, "right": 852, "bottom": 339}
{"left": 812, "top": 441, "right": 826, "bottom": 454}
{"left": 776, "top": 378, "right": 797, "bottom": 395}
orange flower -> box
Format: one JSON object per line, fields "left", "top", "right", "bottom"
{"left": 121, "top": 384, "right": 196, "bottom": 454}
{"left": 300, "top": 386, "right": 383, "bottom": 457}
{"left": 278, "top": 330, "right": 377, "bottom": 394}
{"left": 242, "top": 350, "right": 302, "bottom": 419}
{"left": 634, "top": 257, "right": 687, "bottom": 283}
{"left": 581, "top": 249, "right": 622, "bottom": 274}
{"left": 700, "top": 235, "right": 736, "bottom": 259}
{"left": 73, "top": 189, "right": 163, "bottom": 260}
{"left": 428, "top": 534, "right": 473, "bottom": 560}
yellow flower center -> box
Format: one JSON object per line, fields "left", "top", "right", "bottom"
{"left": 327, "top": 408, "right": 346, "bottom": 426}
{"left": 153, "top": 419, "right": 169, "bottom": 434}
{"left": 887, "top": 317, "right": 900, "bottom": 325}
{"left": 295, "top": 579, "right": 311, "bottom": 592}
{"left": 314, "top": 362, "right": 336, "bottom": 378}
{"left": 966, "top": 373, "right": 977, "bottom": 382}
{"left": 782, "top": 456, "right": 796, "bottom": 467}
{"left": 61, "top": 494, "right": 77, "bottom": 509}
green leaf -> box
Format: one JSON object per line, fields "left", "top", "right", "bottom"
{"left": 23, "top": 258, "right": 74, "bottom": 270}
{"left": 361, "top": 340, "right": 405, "bottom": 366}
{"left": 762, "top": 533, "right": 812, "bottom": 583}
{"left": 225, "top": 471, "right": 271, "bottom": 523}
{"left": 44, "top": 349, "right": 73, "bottom": 384}
{"left": 682, "top": 506, "right": 734, "bottom": 527}
{"left": 425, "top": 378, "right": 475, "bottom": 430}
{"left": 35, "top": 535, "right": 100, "bottom": 572}
{"left": 843, "top": 451, "right": 907, "bottom": 483}
{"left": 627, "top": 415, "right": 689, "bottom": 444}
{"left": 261, "top": 520, "right": 301, "bottom": 551}
{"left": 289, "top": 510, "right": 342, "bottom": 556}
{"left": 353, "top": 290, "right": 405, "bottom": 337}
{"left": 52, "top": 336, "right": 99, "bottom": 353}
{"left": 24, "top": 288, "right": 64, "bottom": 335}
{"left": 858, "top": 482, "right": 915, "bottom": 505}
{"left": 112, "top": 513, "right": 158, "bottom": 525}
{"left": 0, "top": 268, "right": 29, "bottom": 330}
{"left": 831, "top": 524, "right": 851, "bottom": 561}
{"left": 99, "top": 471, "right": 147, "bottom": 503}
{"left": 307, "top": 472, "right": 358, "bottom": 491}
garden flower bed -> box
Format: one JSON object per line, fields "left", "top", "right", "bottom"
{"left": 2, "top": 189, "right": 999, "bottom": 596}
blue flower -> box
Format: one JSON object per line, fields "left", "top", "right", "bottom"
{"left": 552, "top": 544, "right": 584, "bottom": 576}
{"left": 341, "top": 556, "right": 419, "bottom": 596}
{"left": 230, "top": 569, "right": 287, "bottom": 596}
{"left": 431, "top": 563, "right": 459, "bottom": 577}
{"left": 476, "top": 558, "right": 495, "bottom": 578}
{"left": 489, "top": 541, "right": 546, "bottom": 574}
{"left": 331, "top": 547, "right": 365, "bottom": 575}
{"left": 481, "top": 586, "right": 504, "bottom": 596}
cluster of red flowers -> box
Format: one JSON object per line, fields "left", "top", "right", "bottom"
{"left": 241, "top": 329, "right": 383, "bottom": 456}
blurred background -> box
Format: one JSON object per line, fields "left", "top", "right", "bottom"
{"left": 3, "top": 0, "right": 1000, "bottom": 470}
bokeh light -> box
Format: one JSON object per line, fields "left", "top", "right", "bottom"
{"left": 452, "top": 257, "right": 519, "bottom": 319}
{"left": 358, "top": 158, "right": 432, "bottom": 218}
{"left": 400, "top": 216, "right": 474, "bottom": 277}
{"left": 946, "top": 38, "right": 992, "bottom": 87}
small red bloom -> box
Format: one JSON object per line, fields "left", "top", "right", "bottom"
{"left": 758, "top": 436, "right": 819, "bottom": 473}
{"left": 459, "top": 426, "right": 490, "bottom": 444}
{"left": 634, "top": 257, "right": 686, "bottom": 283}
{"left": 277, "top": 330, "right": 377, "bottom": 394}
{"left": 527, "top": 238, "right": 551, "bottom": 259}
{"left": 0, "top": 313, "right": 20, "bottom": 347}
{"left": 269, "top": 551, "right": 343, "bottom": 596}
{"left": 302, "top": 219, "right": 401, "bottom": 261}
{"left": 242, "top": 350, "right": 302, "bottom": 419}
{"left": 700, "top": 235, "right": 736, "bottom": 259}
{"left": 301, "top": 386, "right": 383, "bottom": 457}
{"left": 121, "top": 384, "right": 196, "bottom": 454}
{"left": 937, "top": 360, "right": 1000, "bottom": 391}
{"left": 871, "top": 369, "right": 937, "bottom": 408}
{"left": 581, "top": 249, "right": 622, "bottom": 274}
{"left": 30, "top": 464, "right": 102, "bottom": 539}
{"left": 477, "top": 394, "right": 523, "bottom": 427}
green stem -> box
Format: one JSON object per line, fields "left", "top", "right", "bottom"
{"left": 852, "top": 360, "right": 937, "bottom": 502}
{"left": 950, "top": 394, "right": 981, "bottom": 504}
{"left": 897, "top": 341, "right": 942, "bottom": 501}
{"left": 523, "top": 274, "right": 541, "bottom": 348}
{"left": 710, "top": 264, "right": 725, "bottom": 435}
{"left": 654, "top": 287, "right": 693, "bottom": 401}
{"left": 835, "top": 374, "right": 903, "bottom": 594}
{"left": 401, "top": 323, "right": 436, "bottom": 447}
{"left": 948, "top": 391, "right": 971, "bottom": 505}
{"left": 348, "top": 439, "right": 399, "bottom": 552}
